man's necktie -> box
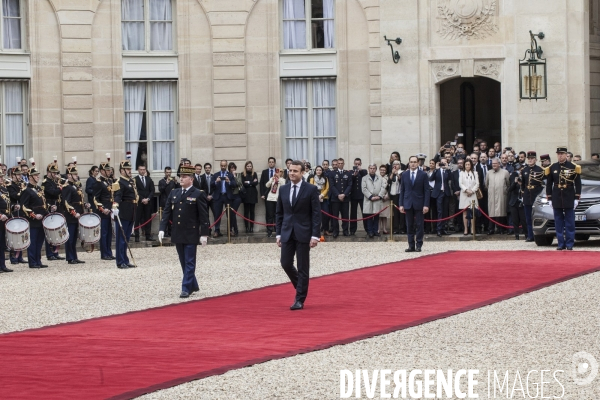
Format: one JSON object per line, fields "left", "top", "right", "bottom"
{"left": 221, "top": 173, "right": 226, "bottom": 193}
{"left": 411, "top": 171, "right": 415, "bottom": 185}
{"left": 292, "top": 184, "right": 297, "bottom": 205}
{"left": 440, "top": 170, "right": 444, "bottom": 191}
{"left": 206, "top": 175, "right": 211, "bottom": 194}
{"left": 142, "top": 176, "right": 145, "bottom": 187}
{"left": 269, "top": 169, "right": 273, "bottom": 179}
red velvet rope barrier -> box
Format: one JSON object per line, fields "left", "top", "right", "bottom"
{"left": 320, "top": 205, "right": 390, "bottom": 222}
{"left": 230, "top": 208, "right": 276, "bottom": 226}
{"left": 476, "top": 206, "right": 517, "bottom": 229}
{"left": 133, "top": 213, "right": 158, "bottom": 230}
{"left": 393, "top": 204, "right": 469, "bottom": 223}
{"left": 208, "top": 210, "right": 226, "bottom": 229}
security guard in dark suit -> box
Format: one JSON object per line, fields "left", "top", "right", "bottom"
{"left": 0, "top": 170, "right": 16, "bottom": 273}
{"left": 93, "top": 161, "right": 115, "bottom": 261}
{"left": 62, "top": 166, "right": 89, "bottom": 264}
{"left": 545, "top": 146, "right": 582, "bottom": 250}
{"left": 349, "top": 159, "right": 368, "bottom": 235}
{"left": 328, "top": 158, "right": 352, "bottom": 237}
{"left": 7, "top": 167, "right": 26, "bottom": 264}
{"left": 521, "top": 151, "right": 544, "bottom": 242}
{"left": 158, "top": 165, "right": 210, "bottom": 298}
{"left": 158, "top": 167, "right": 179, "bottom": 237}
{"left": 21, "top": 166, "right": 57, "bottom": 268}
{"left": 112, "top": 159, "right": 138, "bottom": 269}
{"left": 42, "top": 163, "right": 64, "bottom": 261}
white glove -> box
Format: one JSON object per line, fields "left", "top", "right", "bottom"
{"left": 574, "top": 200, "right": 579, "bottom": 208}
{"left": 547, "top": 200, "right": 552, "bottom": 207}
{"left": 158, "top": 231, "right": 164, "bottom": 243}
{"left": 112, "top": 209, "right": 119, "bottom": 218}
{"left": 200, "top": 236, "right": 208, "bottom": 247}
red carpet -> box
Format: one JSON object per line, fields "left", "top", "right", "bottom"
{"left": 0, "top": 251, "right": 598, "bottom": 399}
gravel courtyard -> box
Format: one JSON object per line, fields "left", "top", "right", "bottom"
{"left": 1, "top": 240, "right": 599, "bottom": 399}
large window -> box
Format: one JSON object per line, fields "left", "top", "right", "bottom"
{"left": 0, "top": 82, "right": 26, "bottom": 164}
{"left": 2, "top": 0, "right": 22, "bottom": 50}
{"left": 124, "top": 81, "right": 176, "bottom": 172}
{"left": 283, "top": 79, "right": 336, "bottom": 164}
{"left": 121, "top": 0, "right": 173, "bottom": 52}
{"left": 283, "top": 0, "right": 334, "bottom": 50}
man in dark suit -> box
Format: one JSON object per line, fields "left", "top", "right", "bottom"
{"left": 259, "top": 157, "right": 278, "bottom": 237}
{"left": 398, "top": 156, "right": 431, "bottom": 252}
{"left": 159, "top": 166, "right": 210, "bottom": 298}
{"left": 276, "top": 160, "right": 321, "bottom": 310}
{"left": 451, "top": 158, "right": 464, "bottom": 233}
{"left": 474, "top": 153, "right": 489, "bottom": 233}
{"left": 328, "top": 158, "right": 352, "bottom": 237}
{"left": 134, "top": 165, "right": 155, "bottom": 242}
{"left": 349, "top": 158, "right": 368, "bottom": 235}
{"left": 210, "top": 160, "right": 237, "bottom": 237}
{"left": 199, "top": 163, "right": 214, "bottom": 225}
{"left": 428, "top": 159, "right": 452, "bottom": 236}
{"left": 192, "top": 164, "right": 203, "bottom": 189}
{"left": 158, "top": 166, "right": 179, "bottom": 238}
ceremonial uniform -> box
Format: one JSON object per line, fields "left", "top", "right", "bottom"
{"left": 112, "top": 161, "right": 138, "bottom": 268}
{"left": 521, "top": 152, "right": 544, "bottom": 241}
{"left": 20, "top": 175, "right": 50, "bottom": 268}
{"left": 159, "top": 168, "right": 210, "bottom": 297}
{"left": 0, "top": 184, "right": 13, "bottom": 272}
{"left": 93, "top": 163, "right": 115, "bottom": 260}
{"left": 62, "top": 176, "right": 85, "bottom": 263}
{"left": 7, "top": 170, "right": 25, "bottom": 264}
{"left": 349, "top": 168, "right": 368, "bottom": 235}
{"left": 158, "top": 175, "right": 179, "bottom": 237}
{"left": 545, "top": 147, "right": 582, "bottom": 250}
{"left": 328, "top": 169, "right": 352, "bottom": 237}
{"left": 42, "top": 166, "right": 63, "bottom": 260}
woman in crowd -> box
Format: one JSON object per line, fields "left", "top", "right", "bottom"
{"left": 361, "top": 163, "right": 386, "bottom": 238}
{"left": 426, "top": 160, "right": 437, "bottom": 234}
{"left": 85, "top": 165, "right": 99, "bottom": 210}
{"left": 386, "top": 151, "right": 405, "bottom": 174}
{"left": 266, "top": 168, "right": 285, "bottom": 218}
{"left": 388, "top": 160, "right": 405, "bottom": 234}
{"left": 459, "top": 158, "right": 479, "bottom": 235}
{"left": 228, "top": 162, "right": 242, "bottom": 237}
{"left": 309, "top": 166, "right": 329, "bottom": 235}
{"left": 241, "top": 161, "right": 258, "bottom": 233}
{"left": 378, "top": 164, "right": 391, "bottom": 235}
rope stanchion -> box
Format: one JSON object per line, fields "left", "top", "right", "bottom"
{"left": 476, "top": 206, "right": 515, "bottom": 230}
{"left": 393, "top": 204, "right": 469, "bottom": 223}
{"left": 321, "top": 205, "right": 389, "bottom": 222}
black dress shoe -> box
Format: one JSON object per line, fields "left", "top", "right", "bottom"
{"left": 525, "top": 238, "right": 534, "bottom": 242}
{"left": 39, "top": 264, "right": 48, "bottom": 268}
{"left": 47, "top": 256, "right": 58, "bottom": 261}
{"left": 0, "top": 267, "right": 13, "bottom": 272}
{"left": 180, "top": 291, "right": 190, "bottom": 298}
{"left": 373, "top": 233, "right": 380, "bottom": 237}
{"left": 415, "top": 247, "right": 422, "bottom": 252}
{"left": 18, "top": 260, "right": 28, "bottom": 264}
{"left": 146, "top": 235, "right": 155, "bottom": 241}
{"left": 405, "top": 248, "right": 415, "bottom": 252}
{"left": 126, "top": 263, "right": 136, "bottom": 268}
{"left": 393, "top": 230, "right": 399, "bottom": 234}
{"left": 556, "top": 246, "right": 564, "bottom": 251}
{"left": 10, "top": 261, "right": 18, "bottom": 265}
{"left": 333, "top": 232, "right": 339, "bottom": 238}
{"left": 437, "top": 232, "right": 442, "bottom": 237}
{"left": 101, "top": 257, "right": 112, "bottom": 261}
{"left": 68, "top": 260, "right": 78, "bottom": 264}
{"left": 350, "top": 232, "right": 356, "bottom": 236}
{"left": 75, "top": 259, "right": 85, "bottom": 264}
{"left": 267, "top": 232, "right": 272, "bottom": 238}
{"left": 117, "top": 264, "right": 129, "bottom": 269}
{"left": 566, "top": 247, "right": 573, "bottom": 251}
{"left": 290, "top": 301, "right": 304, "bottom": 310}
{"left": 515, "top": 235, "right": 519, "bottom": 240}
{"left": 55, "top": 256, "right": 65, "bottom": 260}
{"left": 487, "top": 231, "right": 494, "bottom": 235}
{"left": 343, "top": 232, "right": 350, "bottom": 237}
{"left": 29, "top": 264, "right": 40, "bottom": 269}
{"left": 440, "top": 230, "right": 449, "bottom": 235}
{"left": 110, "top": 256, "right": 116, "bottom": 260}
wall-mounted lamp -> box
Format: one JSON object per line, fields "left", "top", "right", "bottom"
{"left": 519, "top": 31, "right": 546, "bottom": 101}
{"left": 384, "top": 36, "right": 402, "bottom": 64}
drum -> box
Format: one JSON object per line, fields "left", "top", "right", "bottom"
{"left": 6, "top": 217, "right": 30, "bottom": 251}
{"left": 78, "top": 213, "right": 101, "bottom": 244}
{"left": 42, "top": 213, "right": 69, "bottom": 246}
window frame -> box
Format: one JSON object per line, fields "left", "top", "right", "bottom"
{"left": 121, "top": 0, "right": 177, "bottom": 54}
{"left": 0, "top": 80, "right": 28, "bottom": 164}
{"left": 123, "top": 80, "right": 178, "bottom": 176}
{"left": 281, "top": 77, "right": 337, "bottom": 165}
{"left": 0, "top": 0, "right": 24, "bottom": 52}
{"left": 280, "top": 0, "right": 336, "bottom": 52}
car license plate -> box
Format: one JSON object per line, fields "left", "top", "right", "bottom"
{"left": 575, "top": 214, "right": 586, "bottom": 221}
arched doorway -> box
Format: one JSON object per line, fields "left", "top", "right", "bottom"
{"left": 439, "top": 77, "right": 501, "bottom": 152}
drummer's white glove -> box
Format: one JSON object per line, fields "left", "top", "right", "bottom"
{"left": 35, "top": 214, "right": 43, "bottom": 220}
{"left": 84, "top": 203, "right": 91, "bottom": 209}
{"left": 75, "top": 213, "right": 81, "bottom": 219}
{"left": 112, "top": 209, "right": 119, "bottom": 218}
{"left": 0, "top": 215, "right": 7, "bottom": 222}
{"left": 200, "top": 236, "right": 208, "bottom": 247}
{"left": 158, "top": 231, "right": 164, "bottom": 243}
{"left": 13, "top": 205, "right": 19, "bottom": 211}
{"left": 574, "top": 200, "right": 579, "bottom": 208}
{"left": 50, "top": 205, "right": 57, "bottom": 212}
{"left": 547, "top": 200, "right": 552, "bottom": 207}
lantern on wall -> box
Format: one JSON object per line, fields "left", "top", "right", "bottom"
{"left": 519, "top": 31, "right": 546, "bottom": 101}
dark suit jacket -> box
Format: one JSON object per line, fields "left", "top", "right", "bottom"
{"left": 428, "top": 168, "right": 452, "bottom": 198}
{"left": 259, "top": 168, "right": 277, "bottom": 198}
{"left": 135, "top": 175, "right": 155, "bottom": 201}
{"left": 398, "top": 169, "right": 431, "bottom": 211}
{"left": 276, "top": 182, "right": 321, "bottom": 243}
{"left": 210, "top": 171, "right": 237, "bottom": 201}
{"left": 199, "top": 174, "right": 212, "bottom": 195}
{"left": 508, "top": 171, "right": 522, "bottom": 207}
{"left": 192, "top": 174, "right": 203, "bottom": 189}
{"left": 451, "top": 169, "right": 461, "bottom": 196}
{"left": 159, "top": 186, "right": 210, "bottom": 244}
{"left": 475, "top": 163, "right": 488, "bottom": 191}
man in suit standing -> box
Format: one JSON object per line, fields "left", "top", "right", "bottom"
{"left": 134, "top": 165, "right": 155, "bottom": 242}
{"left": 451, "top": 158, "right": 464, "bottom": 233}
{"left": 259, "top": 157, "right": 278, "bottom": 237}
{"left": 349, "top": 158, "right": 368, "bottom": 235}
{"left": 158, "top": 165, "right": 210, "bottom": 298}
{"left": 158, "top": 166, "right": 179, "bottom": 238}
{"left": 429, "top": 159, "right": 453, "bottom": 236}
{"left": 398, "top": 156, "right": 431, "bottom": 252}
{"left": 328, "top": 157, "right": 352, "bottom": 237}
{"left": 210, "top": 160, "right": 237, "bottom": 237}
{"left": 276, "top": 160, "right": 321, "bottom": 310}
{"left": 475, "top": 153, "right": 490, "bottom": 233}
{"left": 192, "top": 164, "right": 203, "bottom": 189}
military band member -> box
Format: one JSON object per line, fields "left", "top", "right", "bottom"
{"left": 62, "top": 166, "right": 90, "bottom": 264}
{"left": 0, "top": 170, "right": 18, "bottom": 273}
{"left": 42, "top": 163, "right": 65, "bottom": 261}
{"left": 328, "top": 158, "right": 352, "bottom": 237}
{"left": 158, "top": 166, "right": 179, "bottom": 237}
{"left": 7, "top": 167, "right": 26, "bottom": 264}
{"left": 545, "top": 146, "right": 582, "bottom": 251}
{"left": 111, "top": 159, "right": 138, "bottom": 269}
{"left": 93, "top": 160, "right": 115, "bottom": 261}
{"left": 20, "top": 166, "right": 57, "bottom": 268}
{"left": 158, "top": 165, "right": 210, "bottom": 298}
{"left": 521, "top": 151, "right": 545, "bottom": 242}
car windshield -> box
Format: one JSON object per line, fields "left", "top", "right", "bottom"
{"left": 579, "top": 160, "right": 600, "bottom": 185}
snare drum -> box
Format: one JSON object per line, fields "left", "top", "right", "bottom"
{"left": 6, "top": 217, "right": 30, "bottom": 251}
{"left": 42, "top": 213, "right": 69, "bottom": 246}
{"left": 78, "top": 213, "right": 101, "bottom": 244}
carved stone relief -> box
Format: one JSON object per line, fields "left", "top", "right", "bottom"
{"left": 437, "top": 0, "right": 498, "bottom": 40}
{"left": 474, "top": 61, "right": 501, "bottom": 80}
{"left": 432, "top": 62, "right": 460, "bottom": 83}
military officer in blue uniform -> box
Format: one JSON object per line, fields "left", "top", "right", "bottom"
{"left": 158, "top": 165, "right": 210, "bottom": 298}
{"left": 328, "top": 158, "right": 353, "bottom": 238}
{"left": 520, "top": 151, "right": 544, "bottom": 242}
{"left": 111, "top": 159, "right": 138, "bottom": 269}
{"left": 7, "top": 167, "right": 26, "bottom": 264}
{"left": 20, "top": 166, "right": 57, "bottom": 268}
{"left": 42, "top": 163, "right": 64, "bottom": 261}
{"left": 62, "top": 166, "right": 90, "bottom": 264}
{"left": 545, "top": 146, "right": 582, "bottom": 250}
{"left": 0, "top": 170, "right": 17, "bottom": 273}
{"left": 93, "top": 160, "right": 115, "bottom": 261}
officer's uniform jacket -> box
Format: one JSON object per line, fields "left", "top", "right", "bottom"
{"left": 113, "top": 176, "right": 138, "bottom": 221}
{"left": 545, "top": 161, "right": 582, "bottom": 209}
{"left": 328, "top": 169, "right": 353, "bottom": 203}
{"left": 7, "top": 180, "right": 23, "bottom": 206}
{"left": 0, "top": 186, "right": 12, "bottom": 227}
{"left": 62, "top": 181, "right": 84, "bottom": 224}
{"left": 20, "top": 183, "right": 49, "bottom": 228}
{"left": 158, "top": 176, "right": 179, "bottom": 208}
{"left": 42, "top": 176, "right": 62, "bottom": 208}
{"left": 93, "top": 176, "right": 114, "bottom": 220}
{"left": 521, "top": 165, "right": 544, "bottom": 206}
{"left": 159, "top": 185, "right": 210, "bottom": 244}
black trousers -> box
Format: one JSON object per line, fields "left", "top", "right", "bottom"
{"left": 479, "top": 192, "right": 489, "bottom": 231}
{"left": 330, "top": 201, "right": 349, "bottom": 235}
{"left": 391, "top": 194, "right": 405, "bottom": 233}
{"left": 433, "top": 195, "right": 449, "bottom": 233}
{"left": 405, "top": 207, "right": 425, "bottom": 249}
{"left": 243, "top": 203, "right": 256, "bottom": 229}
{"left": 510, "top": 205, "right": 526, "bottom": 235}
{"left": 280, "top": 231, "right": 311, "bottom": 303}
{"left": 488, "top": 216, "right": 507, "bottom": 233}
{"left": 350, "top": 199, "right": 366, "bottom": 233}
{"left": 265, "top": 201, "right": 276, "bottom": 233}
{"left": 135, "top": 202, "right": 153, "bottom": 237}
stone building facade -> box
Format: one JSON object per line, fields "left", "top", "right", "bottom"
{"left": 0, "top": 0, "right": 596, "bottom": 178}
